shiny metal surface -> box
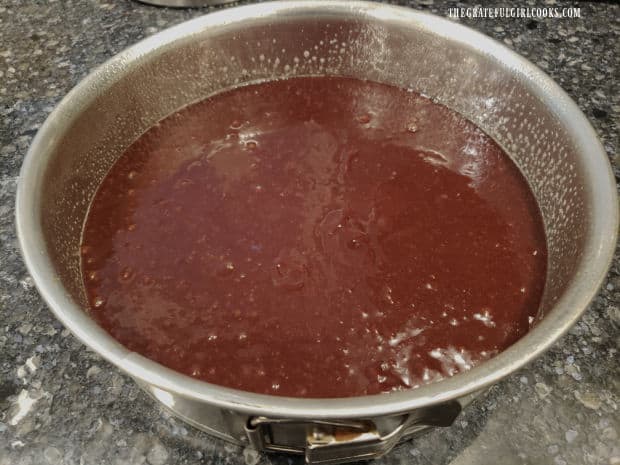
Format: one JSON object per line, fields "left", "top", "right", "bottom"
{"left": 15, "top": 1, "right": 618, "bottom": 463}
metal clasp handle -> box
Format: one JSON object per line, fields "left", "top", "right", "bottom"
{"left": 244, "top": 401, "right": 462, "bottom": 464}
{"left": 245, "top": 416, "right": 397, "bottom": 463}
{"left": 305, "top": 417, "right": 408, "bottom": 464}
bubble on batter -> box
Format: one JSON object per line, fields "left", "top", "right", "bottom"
{"left": 473, "top": 309, "right": 496, "bottom": 327}
{"left": 356, "top": 114, "right": 371, "bottom": 124}
{"left": 119, "top": 267, "right": 134, "bottom": 283}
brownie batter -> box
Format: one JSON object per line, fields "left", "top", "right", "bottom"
{"left": 81, "top": 77, "right": 547, "bottom": 398}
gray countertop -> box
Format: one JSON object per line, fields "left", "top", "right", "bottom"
{"left": 0, "top": 1, "right": 618, "bottom": 464}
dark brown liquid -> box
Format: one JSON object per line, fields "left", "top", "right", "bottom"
{"left": 82, "top": 77, "right": 546, "bottom": 398}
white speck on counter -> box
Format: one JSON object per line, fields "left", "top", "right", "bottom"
{"left": 243, "top": 446, "right": 261, "bottom": 465}
{"left": 573, "top": 390, "right": 602, "bottom": 410}
{"left": 146, "top": 440, "right": 169, "bottom": 465}
{"left": 535, "top": 382, "right": 552, "bottom": 399}
{"left": 9, "top": 390, "right": 38, "bottom": 425}
{"left": 565, "top": 429, "right": 578, "bottom": 443}
{"left": 86, "top": 365, "right": 101, "bottom": 378}
{"left": 43, "top": 446, "right": 63, "bottom": 465}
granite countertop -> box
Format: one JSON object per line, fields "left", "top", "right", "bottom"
{"left": 0, "top": 1, "right": 618, "bottom": 464}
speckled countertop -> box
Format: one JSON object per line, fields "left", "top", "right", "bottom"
{"left": 0, "top": 1, "right": 618, "bottom": 464}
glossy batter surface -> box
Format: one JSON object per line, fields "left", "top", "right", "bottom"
{"left": 81, "top": 77, "right": 546, "bottom": 398}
